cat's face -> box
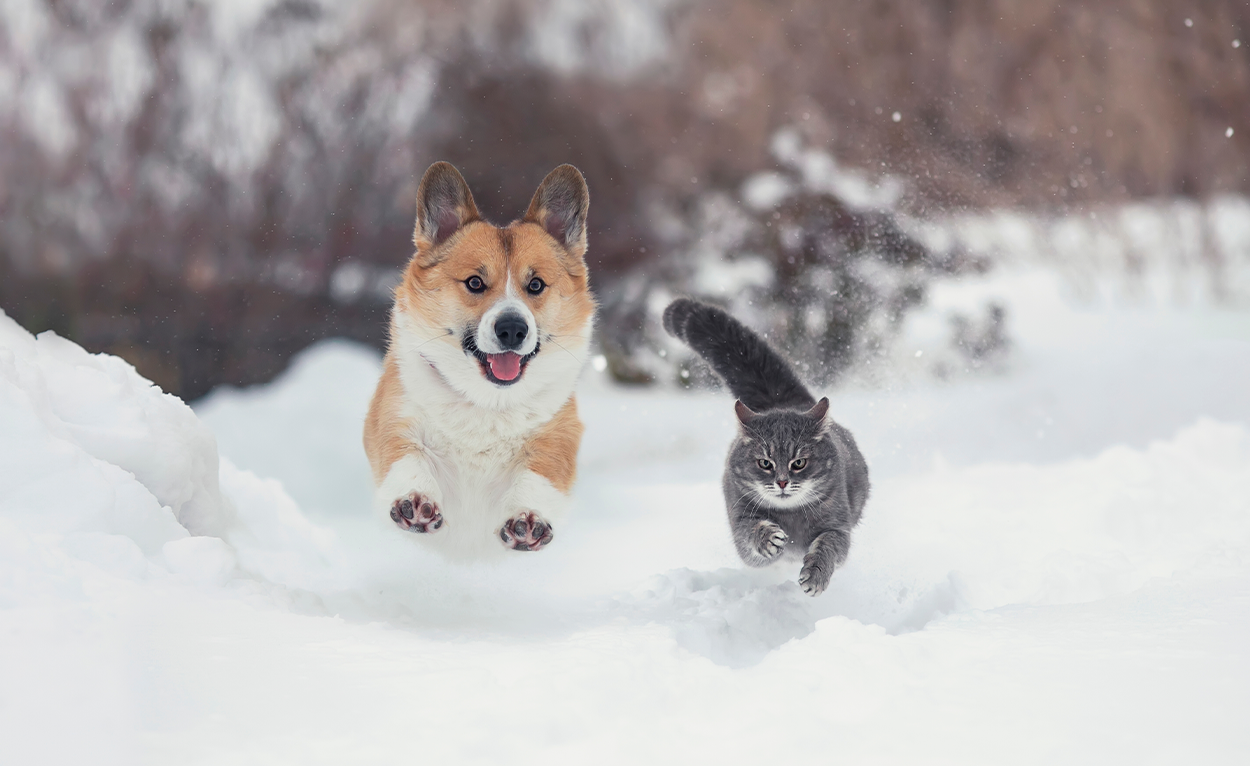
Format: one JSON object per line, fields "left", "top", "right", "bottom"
{"left": 728, "top": 402, "right": 837, "bottom": 510}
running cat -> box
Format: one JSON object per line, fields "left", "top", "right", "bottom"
{"left": 663, "top": 298, "right": 869, "bottom": 595}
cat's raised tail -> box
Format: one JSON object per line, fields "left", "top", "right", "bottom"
{"left": 663, "top": 298, "right": 816, "bottom": 413}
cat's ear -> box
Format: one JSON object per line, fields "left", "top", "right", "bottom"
{"left": 734, "top": 400, "right": 758, "bottom": 425}
{"left": 804, "top": 397, "right": 830, "bottom": 422}
{"left": 414, "top": 162, "right": 480, "bottom": 264}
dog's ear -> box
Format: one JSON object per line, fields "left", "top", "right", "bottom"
{"left": 414, "top": 162, "right": 480, "bottom": 264}
{"left": 524, "top": 164, "right": 590, "bottom": 261}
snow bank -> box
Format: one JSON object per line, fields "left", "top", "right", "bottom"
{"left": 0, "top": 310, "right": 223, "bottom": 541}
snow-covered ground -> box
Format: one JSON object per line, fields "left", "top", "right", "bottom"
{"left": 2, "top": 265, "right": 1249, "bottom": 764}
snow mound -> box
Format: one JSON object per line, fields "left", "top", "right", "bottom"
{"left": 195, "top": 338, "right": 381, "bottom": 517}
{"left": 0, "top": 310, "right": 340, "bottom": 602}
{"left": 829, "top": 418, "right": 1250, "bottom": 627}
{"left": 0, "top": 310, "right": 224, "bottom": 541}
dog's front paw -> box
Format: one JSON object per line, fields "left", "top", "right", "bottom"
{"left": 390, "top": 492, "right": 444, "bottom": 533}
{"left": 499, "top": 512, "right": 554, "bottom": 552}
{"left": 798, "top": 554, "right": 832, "bottom": 596}
{"left": 752, "top": 521, "right": 788, "bottom": 561}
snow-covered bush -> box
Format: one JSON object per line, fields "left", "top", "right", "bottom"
{"left": 599, "top": 129, "right": 992, "bottom": 387}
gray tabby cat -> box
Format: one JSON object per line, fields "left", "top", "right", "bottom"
{"left": 663, "top": 298, "right": 870, "bottom": 596}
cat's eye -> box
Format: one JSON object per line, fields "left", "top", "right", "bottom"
{"left": 757, "top": 459, "right": 773, "bottom": 471}
{"left": 790, "top": 458, "right": 807, "bottom": 471}
{"left": 527, "top": 277, "right": 546, "bottom": 295}
{"left": 465, "top": 276, "right": 486, "bottom": 293}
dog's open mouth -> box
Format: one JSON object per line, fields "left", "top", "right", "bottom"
{"left": 486, "top": 353, "right": 522, "bottom": 381}
{"left": 463, "top": 335, "right": 541, "bottom": 386}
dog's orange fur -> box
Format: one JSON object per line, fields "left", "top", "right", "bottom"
{"left": 522, "top": 397, "right": 583, "bottom": 493}
{"left": 362, "top": 355, "right": 415, "bottom": 484}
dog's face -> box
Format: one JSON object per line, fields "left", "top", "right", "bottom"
{"left": 393, "top": 163, "right": 596, "bottom": 409}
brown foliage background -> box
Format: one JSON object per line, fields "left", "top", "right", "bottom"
{"left": 1, "top": 0, "right": 1246, "bottom": 397}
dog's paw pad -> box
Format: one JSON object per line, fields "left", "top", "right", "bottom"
{"left": 389, "top": 493, "right": 444, "bottom": 533}
{"left": 499, "top": 512, "right": 554, "bottom": 552}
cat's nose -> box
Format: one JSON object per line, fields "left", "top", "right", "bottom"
{"left": 777, "top": 479, "right": 788, "bottom": 489}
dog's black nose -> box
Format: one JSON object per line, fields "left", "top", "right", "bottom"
{"left": 494, "top": 313, "right": 529, "bottom": 350}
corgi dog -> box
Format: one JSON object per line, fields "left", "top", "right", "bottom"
{"left": 363, "top": 162, "right": 595, "bottom": 559}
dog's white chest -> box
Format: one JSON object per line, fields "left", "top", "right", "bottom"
{"left": 392, "top": 364, "right": 558, "bottom": 558}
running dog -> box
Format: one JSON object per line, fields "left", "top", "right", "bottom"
{"left": 363, "top": 162, "right": 595, "bottom": 559}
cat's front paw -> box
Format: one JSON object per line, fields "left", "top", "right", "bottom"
{"left": 798, "top": 554, "right": 832, "bottom": 596}
{"left": 390, "top": 492, "right": 444, "bottom": 533}
{"left": 752, "top": 521, "right": 788, "bottom": 561}
{"left": 499, "top": 512, "right": 554, "bottom": 552}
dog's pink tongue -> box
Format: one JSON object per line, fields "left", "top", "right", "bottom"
{"left": 487, "top": 352, "right": 522, "bottom": 381}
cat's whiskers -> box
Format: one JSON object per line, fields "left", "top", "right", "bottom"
{"left": 798, "top": 486, "right": 834, "bottom": 518}
{"left": 729, "top": 486, "right": 765, "bottom": 514}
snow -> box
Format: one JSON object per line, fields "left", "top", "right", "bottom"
{"left": 741, "top": 170, "right": 794, "bottom": 212}
{"left": 0, "top": 313, "right": 225, "bottom": 539}
{"left": 3, "top": 263, "right": 1250, "bottom": 763}
{"left": 19, "top": 73, "right": 77, "bottom": 159}
{"left": 916, "top": 196, "right": 1250, "bottom": 307}
{"left": 526, "top": 0, "right": 674, "bottom": 79}
{"left": 770, "top": 127, "right": 905, "bottom": 211}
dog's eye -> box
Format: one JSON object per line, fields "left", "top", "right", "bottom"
{"left": 790, "top": 458, "right": 807, "bottom": 471}
{"left": 757, "top": 459, "right": 773, "bottom": 471}
{"left": 527, "top": 277, "right": 546, "bottom": 295}
{"left": 465, "top": 276, "right": 486, "bottom": 293}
